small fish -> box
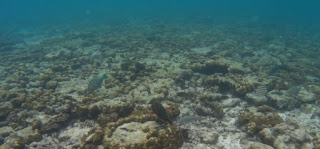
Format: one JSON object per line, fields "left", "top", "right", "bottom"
{"left": 151, "top": 101, "right": 172, "bottom": 124}
{"left": 176, "top": 115, "right": 203, "bottom": 125}
{"left": 87, "top": 74, "right": 107, "bottom": 95}
{"left": 91, "top": 50, "right": 106, "bottom": 61}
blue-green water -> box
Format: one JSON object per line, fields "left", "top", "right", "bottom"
{"left": 1, "top": 0, "right": 320, "bottom": 29}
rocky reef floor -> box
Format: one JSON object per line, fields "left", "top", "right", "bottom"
{"left": 0, "top": 22, "right": 320, "bottom": 149}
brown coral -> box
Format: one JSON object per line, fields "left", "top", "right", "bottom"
{"left": 237, "top": 105, "right": 283, "bottom": 135}
{"left": 81, "top": 103, "right": 183, "bottom": 149}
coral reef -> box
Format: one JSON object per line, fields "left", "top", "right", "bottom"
{"left": 259, "top": 121, "right": 320, "bottom": 148}
{"left": 237, "top": 105, "right": 283, "bottom": 135}
{"left": 195, "top": 95, "right": 224, "bottom": 119}
{"left": 81, "top": 104, "right": 183, "bottom": 149}
{"left": 40, "top": 113, "right": 70, "bottom": 133}
{"left": 0, "top": 21, "right": 319, "bottom": 148}
{"left": 203, "top": 74, "right": 255, "bottom": 97}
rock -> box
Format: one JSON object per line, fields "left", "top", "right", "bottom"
{"left": 31, "top": 120, "right": 42, "bottom": 130}
{"left": 0, "top": 126, "right": 13, "bottom": 138}
{"left": 196, "top": 96, "right": 224, "bottom": 119}
{"left": 301, "top": 142, "right": 314, "bottom": 149}
{"left": 203, "top": 75, "right": 254, "bottom": 97}
{"left": 85, "top": 127, "right": 104, "bottom": 144}
{"left": 28, "top": 81, "right": 41, "bottom": 88}
{"left": 289, "top": 129, "right": 306, "bottom": 142}
{"left": 45, "top": 81, "right": 58, "bottom": 90}
{"left": 81, "top": 105, "right": 184, "bottom": 149}
{"left": 0, "top": 137, "right": 23, "bottom": 149}
{"left": 0, "top": 104, "right": 12, "bottom": 120}
{"left": 296, "top": 87, "right": 316, "bottom": 103}
{"left": 54, "top": 104, "right": 72, "bottom": 113}
{"left": 237, "top": 105, "right": 283, "bottom": 135}
{"left": 97, "top": 113, "right": 119, "bottom": 127}
{"left": 249, "top": 142, "right": 273, "bottom": 149}
{"left": 23, "top": 129, "right": 41, "bottom": 144}
{"left": 259, "top": 128, "right": 276, "bottom": 145}
{"left": 192, "top": 61, "right": 229, "bottom": 75}
{"left": 258, "top": 122, "right": 320, "bottom": 148}
{"left": 267, "top": 90, "right": 297, "bottom": 109}
{"left": 10, "top": 93, "right": 26, "bottom": 108}
{"left": 116, "top": 103, "right": 135, "bottom": 118}
{"left": 221, "top": 98, "right": 241, "bottom": 108}
{"left": 51, "top": 65, "right": 67, "bottom": 72}
{"left": 177, "top": 70, "right": 193, "bottom": 81}
{"left": 200, "top": 132, "right": 219, "bottom": 144}
{"left": 103, "top": 121, "right": 183, "bottom": 149}
{"left": 28, "top": 137, "right": 63, "bottom": 148}
{"left": 132, "top": 62, "right": 145, "bottom": 73}
{"left": 41, "top": 113, "right": 69, "bottom": 133}
{"left": 228, "top": 63, "right": 247, "bottom": 74}
{"left": 245, "top": 93, "right": 268, "bottom": 105}
{"left": 5, "top": 92, "right": 19, "bottom": 101}
{"left": 273, "top": 136, "right": 291, "bottom": 149}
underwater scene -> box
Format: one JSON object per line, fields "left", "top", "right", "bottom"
{"left": 1, "top": 0, "right": 320, "bottom": 149}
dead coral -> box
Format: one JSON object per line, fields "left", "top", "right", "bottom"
{"left": 97, "top": 113, "right": 119, "bottom": 127}
{"left": 45, "top": 80, "right": 58, "bottom": 90}
{"left": 237, "top": 105, "right": 283, "bottom": 135}
{"left": 40, "top": 113, "right": 70, "bottom": 133}
{"left": 81, "top": 103, "right": 182, "bottom": 149}
{"left": 82, "top": 116, "right": 183, "bottom": 149}
{"left": 204, "top": 74, "right": 254, "bottom": 97}
{"left": 0, "top": 137, "right": 24, "bottom": 149}
{"left": 75, "top": 101, "right": 134, "bottom": 122}
{"left": 192, "top": 61, "right": 229, "bottom": 75}
{"left": 0, "top": 103, "right": 12, "bottom": 121}
{"left": 259, "top": 122, "right": 320, "bottom": 149}
{"left": 195, "top": 95, "right": 224, "bottom": 119}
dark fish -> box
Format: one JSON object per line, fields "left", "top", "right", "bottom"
{"left": 87, "top": 74, "right": 107, "bottom": 95}
{"left": 151, "top": 101, "right": 172, "bottom": 124}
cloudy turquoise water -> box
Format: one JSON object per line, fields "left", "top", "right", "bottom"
{"left": 1, "top": 0, "right": 320, "bottom": 29}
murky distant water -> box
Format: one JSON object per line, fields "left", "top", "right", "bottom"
{"left": 1, "top": 0, "right": 320, "bottom": 31}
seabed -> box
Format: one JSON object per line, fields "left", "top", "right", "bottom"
{"left": 0, "top": 20, "right": 320, "bottom": 149}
